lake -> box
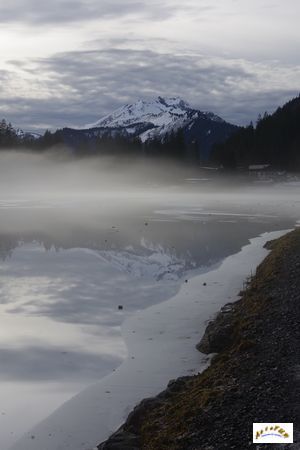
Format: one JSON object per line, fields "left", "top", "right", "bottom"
{"left": 0, "top": 179, "right": 299, "bottom": 449}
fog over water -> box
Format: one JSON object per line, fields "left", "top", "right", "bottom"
{"left": 0, "top": 151, "right": 299, "bottom": 449}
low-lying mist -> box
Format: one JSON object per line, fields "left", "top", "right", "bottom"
{"left": 0, "top": 148, "right": 299, "bottom": 450}
{"left": 0, "top": 149, "right": 203, "bottom": 199}
{"left": 0, "top": 148, "right": 299, "bottom": 227}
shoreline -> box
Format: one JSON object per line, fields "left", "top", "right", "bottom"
{"left": 10, "top": 229, "right": 289, "bottom": 450}
{"left": 99, "top": 228, "right": 300, "bottom": 449}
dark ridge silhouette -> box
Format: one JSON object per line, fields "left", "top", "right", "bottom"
{"left": 211, "top": 94, "right": 300, "bottom": 170}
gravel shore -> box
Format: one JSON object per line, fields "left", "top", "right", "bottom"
{"left": 98, "top": 229, "right": 300, "bottom": 450}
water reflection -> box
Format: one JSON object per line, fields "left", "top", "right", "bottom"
{"left": 0, "top": 346, "right": 121, "bottom": 382}
{"left": 0, "top": 200, "right": 295, "bottom": 449}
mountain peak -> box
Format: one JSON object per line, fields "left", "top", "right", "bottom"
{"left": 63, "top": 97, "right": 237, "bottom": 159}
{"left": 157, "top": 96, "right": 190, "bottom": 109}
{"left": 83, "top": 96, "right": 193, "bottom": 131}
{"left": 81, "top": 96, "right": 231, "bottom": 145}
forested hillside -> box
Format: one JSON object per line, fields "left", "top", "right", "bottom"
{"left": 211, "top": 95, "right": 300, "bottom": 170}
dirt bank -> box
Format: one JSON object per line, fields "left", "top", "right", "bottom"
{"left": 98, "top": 228, "right": 300, "bottom": 450}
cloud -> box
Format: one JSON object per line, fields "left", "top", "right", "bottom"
{"left": 0, "top": 0, "right": 205, "bottom": 25}
{"left": 0, "top": 2, "right": 298, "bottom": 130}
{"left": 0, "top": 345, "right": 122, "bottom": 381}
{"left": 2, "top": 47, "right": 299, "bottom": 130}
{"left": 0, "top": 1, "right": 142, "bottom": 24}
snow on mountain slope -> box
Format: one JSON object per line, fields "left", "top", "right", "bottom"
{"left": 95, "top": 238, "right": 195, "bottom": 281}
{"left": 61, "top": 96, "right": 238, "bottom": 158}
{"left": 84, "top": 97, "right": 190, "bottom": 128}
{"left": 0, "top": 121, "right": 41, "bottom": 141}
{"left": 16, "top": 128, "right": 41, "bottom": 140}
{"left": 82, "top": 97, "right": 224, "bottom": 142}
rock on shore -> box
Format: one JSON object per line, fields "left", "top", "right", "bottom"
{"left": 98, "top": 229, "right": 300, "bottom": 449}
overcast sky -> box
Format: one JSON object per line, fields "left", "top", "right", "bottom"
{"left": 0, "top": 0, "right": 299, "bottom": 131}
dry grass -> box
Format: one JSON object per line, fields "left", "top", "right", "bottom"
{"left": 137, "top": 228, "right": 300, "bottom": 450}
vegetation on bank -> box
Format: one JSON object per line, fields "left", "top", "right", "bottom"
{"left": 100, "top": 228, "right": 300, "bottom": 449}
{"left": 1, "top": 95, "right": 300, "bottom": 169}
{"left": 212, "top": 95, "right": 300, "bottom": 170}
{"left": 0, "top": 120, "right": 193, "bottom": 160}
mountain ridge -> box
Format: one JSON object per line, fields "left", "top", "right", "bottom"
{"left": 58, "top": 96, "right": 238, "bottom": 159}
{"left": 0, "top": 96, "right": 239, "bottom": 160}
{"left": 0, "top": 118, "right": 41, "bottom": 145}
{"left": 81, "top": 96, "right": 227, "bottom": 144}
{"left": 212, "top": 94, "right": 300, "bottom": 169}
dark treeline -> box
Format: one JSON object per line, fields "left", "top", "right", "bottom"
{"left": 143, "top": 129, "right": 189, "bottom": 159}
{"left": 0, "top": 120, "right": 192, "bottom": 161}
{"left": 0, "top": 119, "right": 24, "bottom": 148}
{"left": 0, "top": 129, "right": 63, "bottom": 152}
{"left": 2, "top": 95, "right": 300, "bottom": 169}
{"left": 211, "top": 95, "right": 300, "bottom": 170}
{"left": 58, "top": 127, "right": 190, "bottom": 161}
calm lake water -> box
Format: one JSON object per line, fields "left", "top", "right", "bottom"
{"left": 0, "top": 181, "right": 299, "bottom": 449}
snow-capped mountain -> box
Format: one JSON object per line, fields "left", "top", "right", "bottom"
{"left": 83, "top": 96, "right": 225, "bottom": 143}
{"left": 0, "top": 118, "right": 41, "bottom": 141}
{"left": 93, "top": 237, "right": 197, "bottom": 281}
{"left": 61, "top": 97, "right": 238, "bottom": 159}
{"left": 16, "top": 128, "right": 41, "bottom": 140}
